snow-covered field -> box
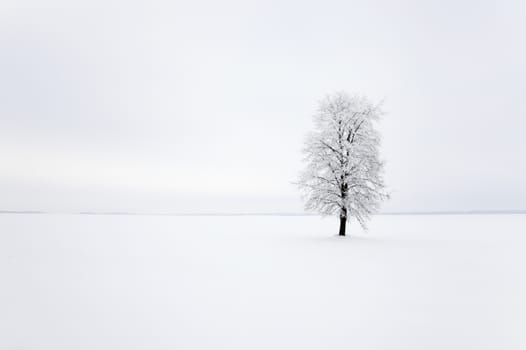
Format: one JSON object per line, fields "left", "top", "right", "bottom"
{"left": 1, "top": 214, "right": 525, "bottom": 349}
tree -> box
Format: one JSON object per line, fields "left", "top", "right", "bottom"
{"left": 298, "top": 92, "right": 388, "bottom": 236}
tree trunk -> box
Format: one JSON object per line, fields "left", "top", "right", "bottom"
{"left": 338, "top": 211, "right": 347, "bottom": 236}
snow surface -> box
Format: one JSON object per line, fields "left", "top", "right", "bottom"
{"left": 1, "top": 214, "right": 525, "bottom": 349}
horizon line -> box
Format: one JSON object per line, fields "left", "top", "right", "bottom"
{"left": 1, "top": 210, "right": 526, "bottom": 216}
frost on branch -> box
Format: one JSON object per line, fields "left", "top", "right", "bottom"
{"left": 298, "top": 92, "right": 388, "bottom": 234}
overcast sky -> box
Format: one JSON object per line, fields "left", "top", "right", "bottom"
{"left": 1, "top": 0, "right": 525, "bottom": 213}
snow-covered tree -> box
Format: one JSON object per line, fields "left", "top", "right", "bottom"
{"left": 298, "top": 92, "right": 388, "bottom": 236}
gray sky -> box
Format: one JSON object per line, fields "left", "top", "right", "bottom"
{"left": 1, "top": 0, "right": 525, "bottom": 213}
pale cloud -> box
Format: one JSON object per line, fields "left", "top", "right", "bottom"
{"left": 1, "top": 0, "right": 525, "bottom": 212}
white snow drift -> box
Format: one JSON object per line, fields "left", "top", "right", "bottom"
{"left": 1, "top": 214, "right": 525, "bottom": 349}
